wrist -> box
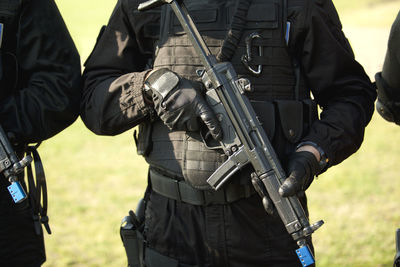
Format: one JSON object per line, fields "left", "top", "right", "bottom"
{"left": 296, "top": 145, "right": 320, "bottom": 161}
{"left": 142, "top": 69, "right": 157, "bottom": 104}
{"left": 296, "top": 141, "right": 329, "bottom": 173}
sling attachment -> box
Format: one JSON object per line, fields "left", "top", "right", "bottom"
{"left": 241, "top": 32, "right": 263, "bottom": 76}
{"left": 25, "top": 143, "right": 51, "bottom": 235}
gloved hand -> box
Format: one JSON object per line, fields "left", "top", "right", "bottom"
{"left": 279, "top": 151, "right": 320, "bottom": 197}
{"left": 143, "top": 68, "right": 222, "bottom": 140}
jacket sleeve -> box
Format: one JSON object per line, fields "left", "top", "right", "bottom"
{"left": 80, "top": 0, "right": 158, "bottom": 136}
{"left": 297, "top": 0, "right": 377, "bottom": 167}
{"left": 0, "top": 0, "right": 82, "bottom": 144}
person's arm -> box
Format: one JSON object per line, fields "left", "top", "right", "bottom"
{"left": 81, "top": 0, "right": 160, "bottom": 136}
{"left": 0, "top": 0, "right": 82, "bottom": 144}
{"left": 375, "top": 11, "right": 400, "bottom": 124}
{"left": 294, "top": 0, "right": 376, "bottom": 168}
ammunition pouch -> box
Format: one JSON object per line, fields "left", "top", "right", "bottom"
{"left": 134, "top": 122, "right": 153, "bottom": 157}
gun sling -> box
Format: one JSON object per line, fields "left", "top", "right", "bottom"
{"left": 149, "top": 168, "right": 255, "bottom": 206}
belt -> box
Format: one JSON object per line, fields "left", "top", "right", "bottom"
{"left": 149, "top": 169, "right": 256, "bottom": 206}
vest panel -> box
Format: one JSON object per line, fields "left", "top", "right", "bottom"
{"left": 145, "top": 0, "right": 315, "bottom": 189}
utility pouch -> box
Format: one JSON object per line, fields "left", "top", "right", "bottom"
{"left": 120, "top": 209, "right": 144, "bottom": 267}
{"left": 275, "top": 99, "right": 318, "bottom": 144}
{"left": 134, "top": 121, "right": 153, "bottom": 156}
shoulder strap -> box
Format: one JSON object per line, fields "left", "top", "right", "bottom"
{"left": 216, "top": 0, "right": 252, "bottom": 62}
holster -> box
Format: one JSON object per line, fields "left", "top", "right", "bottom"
{"left": 120, "top": 200, "right": 146, "bottom": 267}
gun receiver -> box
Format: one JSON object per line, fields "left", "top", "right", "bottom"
{"left": 0, "top": 124, "right": 31, "bottom": 203}
{"left": 139, "top": 1, "right": 323, "bottom": 265}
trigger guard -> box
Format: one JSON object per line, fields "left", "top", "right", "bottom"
{"left": 200, "top": 128, "right": 223, "bottom": 150}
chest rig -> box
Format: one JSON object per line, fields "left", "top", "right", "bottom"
{"left": 0, "top": 0, "right": 21, "bottom": 100}
{"left": 143, "top": 0, "right": 317, "bottom": 190}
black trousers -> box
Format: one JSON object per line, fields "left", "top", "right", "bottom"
{"left": 0, "top": 178, "right": 46, "bottom": 267}
{"left": 144, "top": 189, "right": 313, "bottom": 267}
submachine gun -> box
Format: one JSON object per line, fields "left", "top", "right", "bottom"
{"left": 139, "top": 0, "right": 324, "bottom": 265}
{"left": 0, "top": 124, "right": 31, "bottom": 203}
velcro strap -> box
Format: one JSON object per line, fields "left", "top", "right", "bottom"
{"left": 149, "top": 169, "right": 255, "bottom": 206}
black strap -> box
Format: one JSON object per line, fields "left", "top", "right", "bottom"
{"left": 216, "top": 0, "right": 252, "bottom": 62}
{"left": 26, "top": 144, "right": 51, "bottom": 235}
{"left": 149, "top": 168, "right": 255, "bottom": 206}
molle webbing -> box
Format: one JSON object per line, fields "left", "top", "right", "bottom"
{"left": 147, "top": 0, "right": 312, "bottom": 184}
{"left": 145, "top": 121, "right": 226, "bottom": 180}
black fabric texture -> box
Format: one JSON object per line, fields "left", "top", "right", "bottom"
{"left": 144, "top": 190, "right": 312, "bottom": 267}
{"left": 0, "top": 178, "right": 46, "bottom": 267}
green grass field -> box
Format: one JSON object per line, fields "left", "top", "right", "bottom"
{"left": 37, "top": 0, "right": 400, "bottom": 266}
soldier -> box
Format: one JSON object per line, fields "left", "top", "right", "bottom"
{"left": 0, "top": 0, "right": 81, "bottom": 266}
{"left": 81, "top": 0, "right": 376, "bottom": 266}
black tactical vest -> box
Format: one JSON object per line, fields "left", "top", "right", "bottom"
{"left": 143, "top": 0, "right": 317, "bottom": 190}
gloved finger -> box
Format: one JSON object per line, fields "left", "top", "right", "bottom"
{"left": 196, "top": 101, "right": 222, "bottom": 141}
{"left": 279, "top": 174, "right": 301, "bottom": 197}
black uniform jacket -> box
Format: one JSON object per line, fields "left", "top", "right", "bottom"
{"left": 0, "top": 0, "right": 81, "bottom": 144}
{"left": 81, "top": 0, "right": 376, "bottom": 168}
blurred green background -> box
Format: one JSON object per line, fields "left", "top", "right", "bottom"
{"left": 38, "top": 0, "right": 400, "bottom": 266}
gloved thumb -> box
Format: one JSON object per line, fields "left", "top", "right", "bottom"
{"left": 279, "top": 173, "right": 302, "bottom": 197}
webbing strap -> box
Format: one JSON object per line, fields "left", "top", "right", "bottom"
{"left": 26, "top": 144, "right": 51, "bottom": 235}
{"left": 149, "top": 168, "right": 255, "bottom": 206}
{"left": 217, "top": 0, "right": 252, "bottom": 62}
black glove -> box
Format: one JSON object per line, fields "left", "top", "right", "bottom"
{"left": 279, "top": 151, "right": 320, "bottom": 197}
{"left": 144, "top": 68, "right": 222, "bottom": 140}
